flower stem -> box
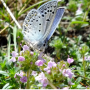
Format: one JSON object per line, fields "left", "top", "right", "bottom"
{"left": 26, "top": 70, "right": 30, "bottom": 89}
{"left": 83, "top": 55, "right": 86, "bottom": 77}
{"left": 48, "top": 80, "right": 57, "bottom": 89}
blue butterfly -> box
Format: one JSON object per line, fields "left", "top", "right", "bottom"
{"left": 22, "top": 0, "right": 65, "bottom": 51}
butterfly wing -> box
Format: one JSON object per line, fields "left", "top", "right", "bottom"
{"left": 46, "top": 7, "right": 65, "bottom": 41}
{"left": 22, "top": 9, "right": 44, "bottom": 45}
{"left": 37, "top": 0, "right": 58, "bottom": 41}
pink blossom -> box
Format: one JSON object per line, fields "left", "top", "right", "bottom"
{"left": 14, "top": 71, "right": 24, "bottom": 78}
{"left": 20, "top": 76, "right": 27, "bottom": 83}
{"left": 10, "top": 57, "right": 16, "bottom": 62}
{"left": 67, "top": 57, "right": 74, "bottom": 64}
{"left": 31, "top": 71, "right": 37, "bottom": 76}
{"left": 76, "top": 4, "right": 83, "bottom": 15}
{"left": 38, "top": 52, "right": 46, "bottom": 62}
{"left": 47, "top": 61, "right": 57, "bottom": 69}
{"left": 68, "top": 81, "right": 74, "bottom": 85}
{"left": 35, "top": 60, "right": 44, "bottom": 66}
{"left": 85, "top": 56, "right": 90, "bottom": 61}
{"left": 12, "top": 51, "right": 18, "bottom": 57}
{"left": 18, "top": 56, "right": 25, "bottom": 61}
{"left": 44, "top": 67, "right": 50, "bottom": 71}
{"left": 62, "top": 69, "right": 74, "bottom": 79}
{"left": 47, "top": 70, "right": 51, "bottom": 74}
{"left": 23, "top": 45, "right": 29, "bottom": 51}
{"left": 35, "top": 72, "right": 48, "bottom": 87}
{"left": 30, "top": 51, "right": 34, "bottom": 55}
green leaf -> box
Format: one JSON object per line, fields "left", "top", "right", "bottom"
{"left": 2, "top": 83, "right": 12, "bottom": 89}
{"left": 71, "top": 21, "right": 89, "bottom": 25}
{"left": 0, "top": 70, "right": 9, "bottom": 76}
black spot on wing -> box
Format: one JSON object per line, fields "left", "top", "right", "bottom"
{"left": 42, "top": 15, "right": 44, "bottom": 17}
{"left": 39, "top": 23, "right": 41, "bottom": 25}
{"left": 46, "top": 19, "right": 50, "bottom": 21}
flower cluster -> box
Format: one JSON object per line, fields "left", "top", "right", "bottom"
{"left": 62, "top": 69, "right": 74, "bottom": 79}
{"left": 14, "top": 71, "right": 27, "bottom": 83}
{"left": 35, "top": 72, "right": 48, "bottom": 87}
{"left": 10, "top": 44, "right": 74, "bottom": 88}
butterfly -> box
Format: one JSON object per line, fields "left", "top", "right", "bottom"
{"left": 22, "top": 0, "right": 65, "bottom": 51}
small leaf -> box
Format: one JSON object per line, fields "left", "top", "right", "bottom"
{"left": 0, "top": 70, "right": 9, "bottom": 76}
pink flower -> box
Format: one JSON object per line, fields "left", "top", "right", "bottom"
{"left": 10, "top": 57, "right": 16, "bottom": 62}
{"left": 35, "top": 72, "right": 48, "bottom": 87}
{"left": 76, "top": 4, "right": 83, "bottom": 15}
{"left": 12, "top": 51, "right": 18, "bottom": 57}
{"left": 20, "top": 76, "right": 27, "bottom": 83}
{"left": 67, "top": 58, "right": 74, "bottom": 64}
{"left": 44, "top": 67, "right": 50, "bottom": 71}
{"left": 35, "top": 60, "right": 44, "bottom": 66}
{"left": 68, "top": 81, "right": 74, "bottom": 85}
{"left": 85, "top": 56, "right": 90, "bottom": 61}
{"left": 38, "top": 52, "right": 46, "bottom": 62}
{"left": 30, "top": 51, "right": 34, "bottom": 55}
{"left": 62, "top": 69, "right": 74, "bottom": 79}
{"left": 23, "top": 45, "right": 29, "bottom": 51}
{"left": 47, "top": 70, "right": 51, "bottom": 74}
{"left": 47, "top": 61, "right": 57, "bottom": 69}
{"left": 31, "top": 71, "right": 37, "bottom": 76}
{"left": 18, "top": 56, "right": 25, "bottom": 61}
{"left": 10, "top": 51, "right": 18, "bottom": 62}
{"left": 14, "top": 71, "right": 24, "bottom": 78}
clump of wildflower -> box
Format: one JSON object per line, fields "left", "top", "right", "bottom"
{"left": 62, "top": 69, "right": 74, "bottom": 79}
{"left": 35, "top": 72, "right": 48, "bottom": 87}
{"left": 10, "top": 51, "right": 18, "bottom": 62}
